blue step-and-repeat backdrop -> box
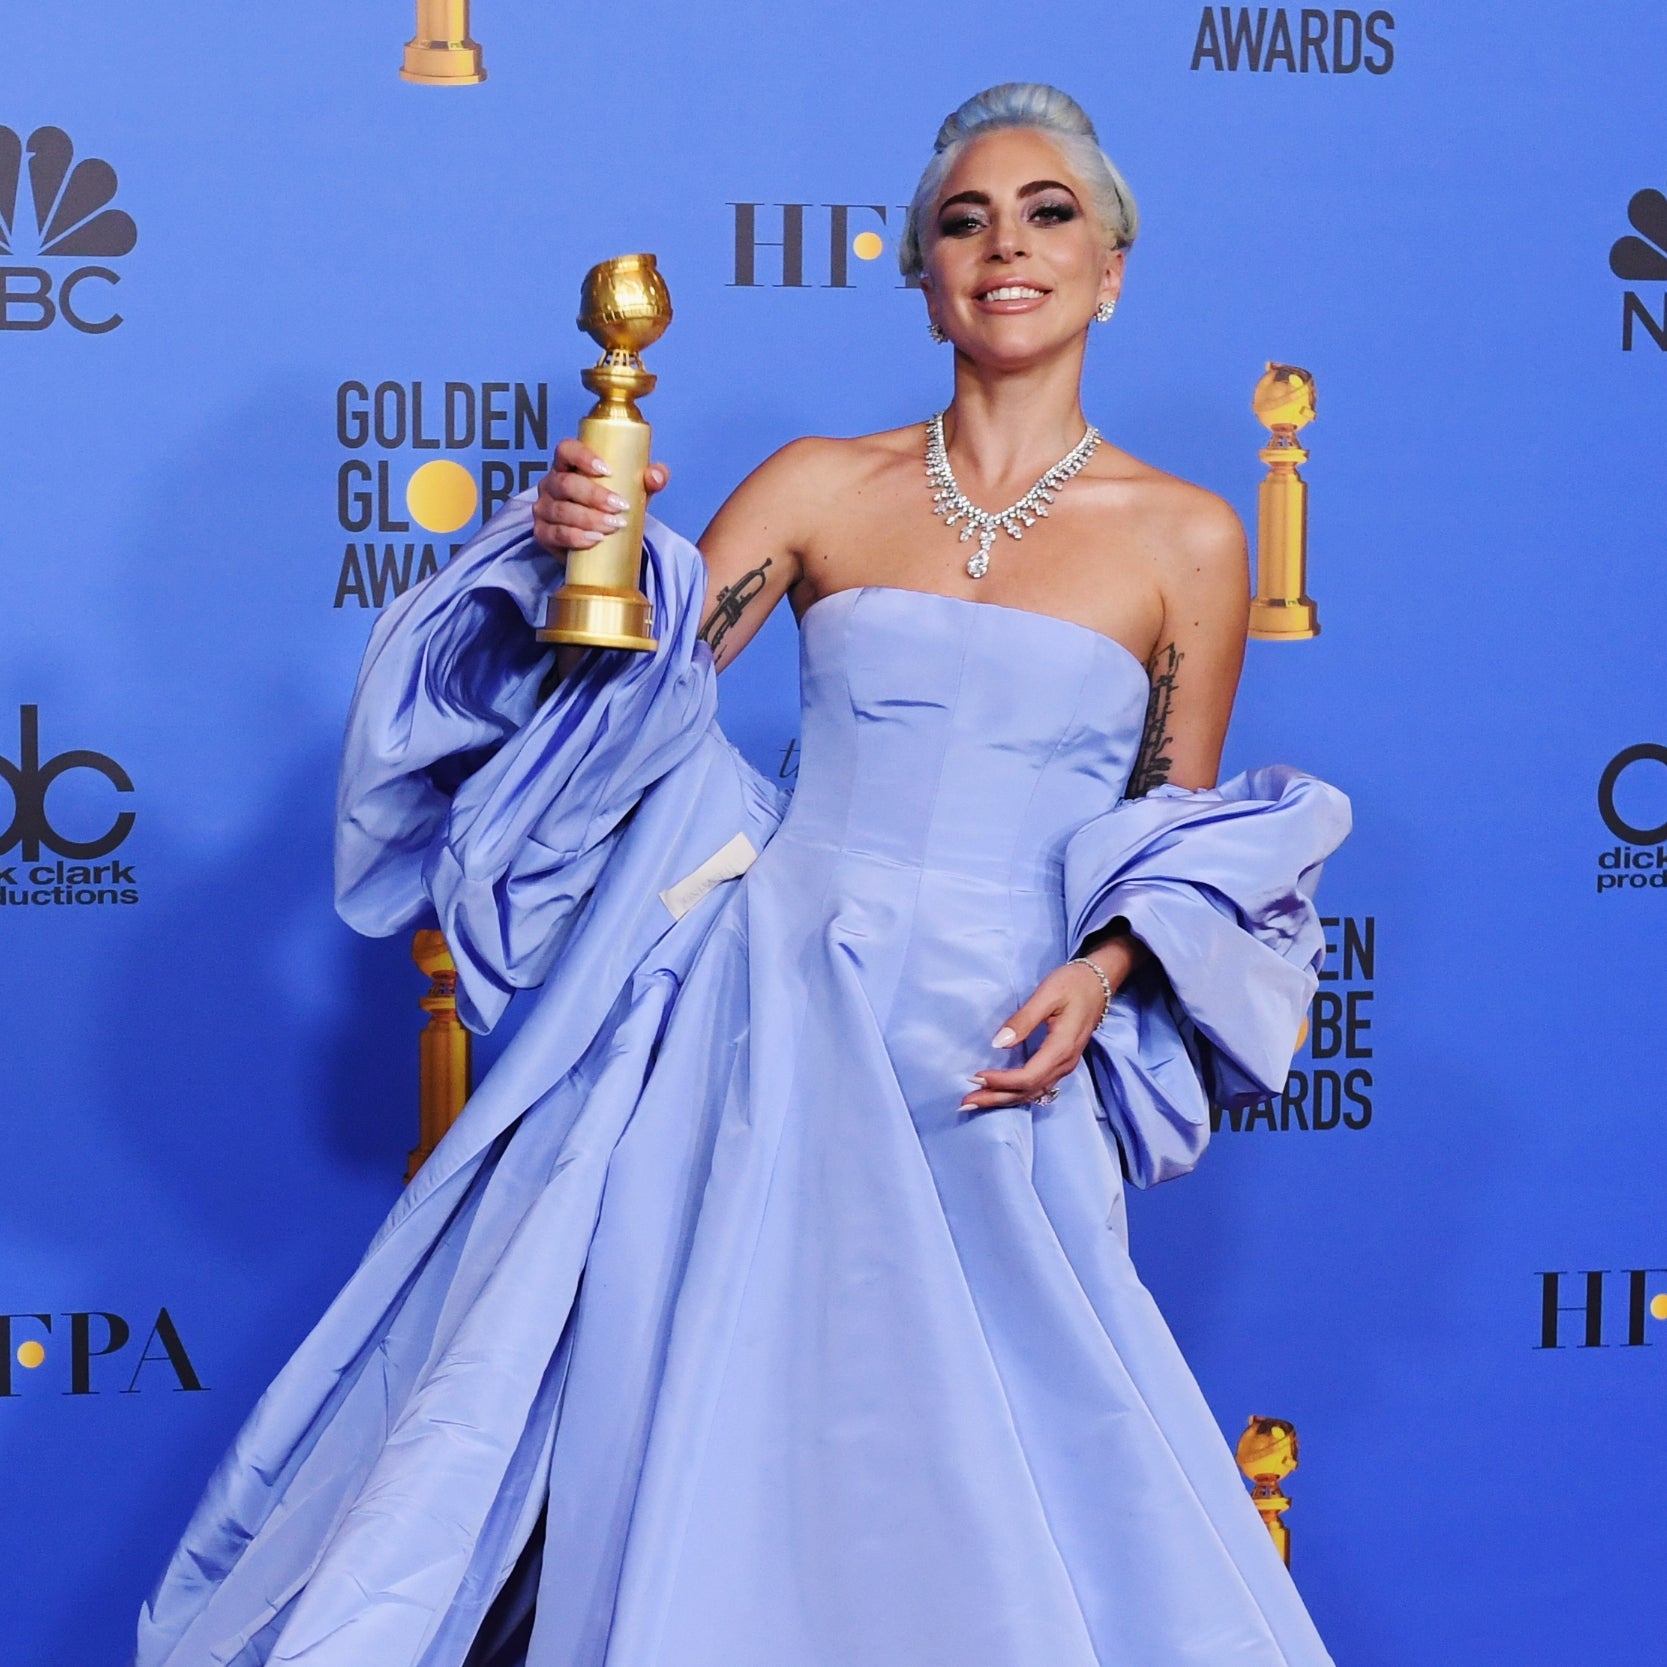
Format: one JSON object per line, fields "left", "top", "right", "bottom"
{"left": 3, "top": 4, "right": 1665, "bottom": 1661}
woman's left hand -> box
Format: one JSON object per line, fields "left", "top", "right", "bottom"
{"left": 960, "top": 939, "right": 1140, "bottom": 1111}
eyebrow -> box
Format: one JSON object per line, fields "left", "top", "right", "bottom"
{"left": 938, "top": 180, "right": 1081, "bottom": 214}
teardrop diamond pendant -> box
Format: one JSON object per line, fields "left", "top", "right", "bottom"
{"left": 924, "top": 411, "right": 1102, "bottom": 580}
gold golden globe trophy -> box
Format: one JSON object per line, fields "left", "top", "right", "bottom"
{"left": 1248, "top": 363, "right": 1319, "bottom": 641}
{"left": 1236, "top": 1415, "right": 1300, "bottom": 1566}
{"left": 401, "top": 0, "right": 486, "bottom": 85}
{"left": 537, "top": 254, "right": 671, "bottom": 652}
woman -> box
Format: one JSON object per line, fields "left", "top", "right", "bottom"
{"left": 138, "top": 84, "right": 1347, "bottom": 1667}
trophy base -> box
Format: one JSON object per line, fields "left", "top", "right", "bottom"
{"left": 400, "top": 41, "right": 487, "bottom": 84}
{"left": 537, "top": 584, "right": 657, "bottom": 652}
{"left": 1249, "top": 598, "right": 1320, "bottom": 641}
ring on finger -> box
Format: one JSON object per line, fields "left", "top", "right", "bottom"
{"left": 1031, "top": 1085, "right": 1060, "bottom": 1106}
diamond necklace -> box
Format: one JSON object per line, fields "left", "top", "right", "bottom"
{"left": 924, "top": 410, "right": 1102, "bottom": 579}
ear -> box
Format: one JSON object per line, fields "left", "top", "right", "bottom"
{"left": 1096, "top": 246, "right": 1126, "bottom": 311}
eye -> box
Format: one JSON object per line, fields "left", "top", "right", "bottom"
{"left": 939, "top": 211, "right": 985, "bottom": 237}
{"left": 1029, "top": 199, "right": 1078, "bottom": 225}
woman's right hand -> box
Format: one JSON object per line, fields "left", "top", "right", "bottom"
{"left": 532, "top": 437, "right": 670, "bottom": 555}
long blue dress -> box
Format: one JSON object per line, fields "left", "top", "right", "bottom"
{"left": 135, "top": 497, "right": 1350, "bottom": 1667}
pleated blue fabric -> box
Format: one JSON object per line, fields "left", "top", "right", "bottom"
{"left": 136, "top": 496, "right": 1351, "bottom": 1667}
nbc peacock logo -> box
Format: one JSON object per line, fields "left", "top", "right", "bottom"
{"left": 0, "top": 125, "right": 137, "bottom": 335}
{"left": 1609, "top": 187, "right": 1667, "bottom": 353}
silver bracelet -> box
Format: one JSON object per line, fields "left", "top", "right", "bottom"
{"left": 1067, "top": 956, "right": 1115, "bottom": 1028}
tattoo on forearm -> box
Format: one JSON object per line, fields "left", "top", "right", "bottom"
{"left": 698, "top": 558, "right": 774, "bottom": 658}
{"left": 1127, "top": 642, "right": 1182, "bottom": 797}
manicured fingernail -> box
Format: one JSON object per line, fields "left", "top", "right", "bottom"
{"left": 992, "top": 1027, "right": 1017, "bottom": 1048}
{"left": 967, "top": 1075, "right": 986, "bottom": 1088}
{"left": 605, "top": 492, "right": 628, "bottom": 512}
{"left": 605, "top": 513, "right": 626, "bottom": 530}
{"left": 590, "top": 458, "right": 611, "bottom": 475}
{"left": 958, "top": 1098, "right": 979, "bottom": 1111}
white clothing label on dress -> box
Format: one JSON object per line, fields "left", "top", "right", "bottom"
{"left": 660, "top": 832, "right": 759, "bottom": 919}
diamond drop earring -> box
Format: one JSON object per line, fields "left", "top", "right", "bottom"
{"left": 928, "top": 319, "right": 948, "bottom": 343}
{"left": 1095, "top": 300, "right": 1117, "bottom": 323}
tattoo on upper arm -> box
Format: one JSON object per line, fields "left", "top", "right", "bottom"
{"left": 1127, "top": 641, "right": 1182, "bottom": 798}
{"left": 698, "top": 558, "right": 774, "bottom": 658}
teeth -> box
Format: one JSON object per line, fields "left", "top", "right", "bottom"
{"left": 982, "top": 286, "right": 1045, "bottom": 301}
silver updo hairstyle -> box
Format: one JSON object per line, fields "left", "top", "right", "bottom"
{"left": 898, "top": 83, "right": 1139, "bottom": 282}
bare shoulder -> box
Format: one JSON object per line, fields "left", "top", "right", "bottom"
{"left": 742, "top": 425, "right": 920, "bottom": 493}
{"left": 1093, "top": 446, "right": 1247, "bottom": 592}
{"left": 1099, "top": 452, "right": 1247, "bottom": 790}
{"left": 703, "top": 435, "right": 841, "bottom": 539}
{"left": 700, "top": 425, "right": 924, "bottom": 562}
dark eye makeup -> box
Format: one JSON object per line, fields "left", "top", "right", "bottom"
{"left": 937, "top": 198, "right": 1079, "bottom": 238}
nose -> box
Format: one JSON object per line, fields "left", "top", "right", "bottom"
{"left": 984, "top": 212, "right": 1027, "bottom": 263}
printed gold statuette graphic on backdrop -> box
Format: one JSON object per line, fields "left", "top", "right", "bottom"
{"left": 407, "top": 930, "right": 472, "bottom": 1181}
{"left": 401, "top": 0, "right": 486, "bottom": 84}
{"left": 1248, "top": 363, "right": 1320, "bottom": 641}
{"left": 1236, "top": 1415, "right": 1301, "bottom": 1565}
{"left": 538, "top": 255, "right": 674, "bottom": 652}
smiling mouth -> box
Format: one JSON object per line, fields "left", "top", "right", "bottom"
{"left": 976, "top": 284, "right": 1049, "bottom": 302}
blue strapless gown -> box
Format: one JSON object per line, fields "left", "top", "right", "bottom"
{"left": 136, "top": 501, "right": 1350, "bottom": 1667}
